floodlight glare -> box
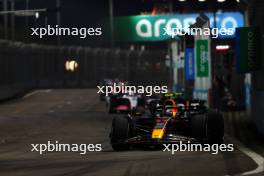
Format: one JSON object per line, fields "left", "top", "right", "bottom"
{"left": 35, "top": 12, "right": 39, "bottom": 19}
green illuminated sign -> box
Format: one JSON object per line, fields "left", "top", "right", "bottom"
{"left": 236, "top": 27, "right": 261, "bottom": 73}
{"left": 113, "top": 15, "right": 182, "bottom": 41}
{"left": 196, "top": 39, "right": 209, "bottom": 77}
{"left": 105, "top": 12, "right": 244, "bottom": 42}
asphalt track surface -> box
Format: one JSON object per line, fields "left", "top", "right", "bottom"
{"left": 0, "top": 89, "right": 263, "bottom": 176}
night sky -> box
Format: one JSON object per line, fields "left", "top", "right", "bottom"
{"left": 11, "top": 0, "right": 156, "bottom": 27}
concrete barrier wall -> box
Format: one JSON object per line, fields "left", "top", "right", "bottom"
{"left": 0, "top": 84, "right": 33, "bottom": 102}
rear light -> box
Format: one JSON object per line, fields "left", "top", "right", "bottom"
{"left": 171, "top": 107, "right": 178, "bottom": 118}
{"left": 172, "top": 108, "right": 178, "bottom": 113}
{"left": 116, "top": 105, "right": 129, "bottom": 110}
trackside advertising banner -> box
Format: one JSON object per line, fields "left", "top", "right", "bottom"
{"left": 185, "top": 48, "right": 195, "bottom": 80}
{"left": 236, "top": 27, "right": 261, "bottom": 73}
{"left": 196, "top": 40, "right": 209, "bottom": 77}
{"left": 109, "top": 12, "right": 244, "bottom": 41}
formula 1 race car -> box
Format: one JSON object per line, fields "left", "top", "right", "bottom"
{"left": 109, "top": 93, "right": 224, "bottom": 150}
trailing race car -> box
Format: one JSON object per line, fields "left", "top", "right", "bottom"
{"left": 109, "top": 93, "right": 224, "bottom": 150}
{"left": 108, "top": 96, "right": 131, "bottom": 114}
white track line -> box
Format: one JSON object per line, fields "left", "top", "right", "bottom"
{"left": 226, "top": 135, "right": 264, "bottom": 176}
{"left": 22, "top": 90, "right": 40, "bottom": 99}
{"left": 23, "top": 89, "right": 51, "bottom": 99}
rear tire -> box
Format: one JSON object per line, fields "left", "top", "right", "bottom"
{"left": 206, "top": 110, "right": 224, "bottom": 144}
{"left": 110, "top": 116, "right": 131, "bottom": 150}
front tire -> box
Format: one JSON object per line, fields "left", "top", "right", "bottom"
{"left": 191, "top": 114, "right": 206, "bottom": 140}
{"left": 110, "top": 116, "right": 131, "bottom": 150}
{"left": 206, "top": 110, "right": 224, "bottom": 144}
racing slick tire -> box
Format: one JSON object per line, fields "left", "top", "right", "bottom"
{"left": 205, "top": 110, "right": 224, "bottom": 144}
{"left": 110, "top": 116, "right": 131, "bottom": 150}
{"left": 191, "top": 114, "right": 206, "bottom": 140}
{"left": 191, "top": 110, "right": 224, "bottom": 144}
